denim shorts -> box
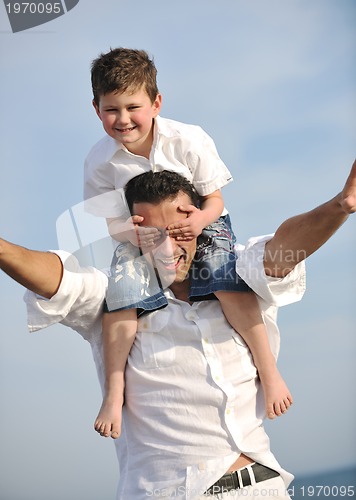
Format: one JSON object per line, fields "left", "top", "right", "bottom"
{"left": 189, "top": 214, "right": 251, "bottom": 301}
{"left": 104, "top": 243, "right": 169, "bottom": 316}
{"left": 104, "top": 215, "right": 251, "bottom": 316}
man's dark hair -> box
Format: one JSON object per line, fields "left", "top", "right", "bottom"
{"left": 91, "top": 47, "right": 159, "bottom": 106}
{"left": 124, "top": 171, "right": 200, "bottom": 214}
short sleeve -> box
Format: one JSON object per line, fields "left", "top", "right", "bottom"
{"left": 185, "top": 127, "right": 233, "bottom": 196}
{"left": 235, "top": 235, "right": 306, "bottom": 307}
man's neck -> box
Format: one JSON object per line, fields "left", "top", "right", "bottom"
{"left": 169, "top": 279, "right": 191, "bottom": 303}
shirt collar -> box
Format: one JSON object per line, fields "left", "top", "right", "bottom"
{"left": 155, "top": 115, "right": 179, "bottom": 138}
{"left": 103, "top": 115, "right": 171, "bottom": 163}
{"left": 163, "top": 283, "right": 195, "bottom": 305}
{"left": 164, "top": 288, "right": 175, "bottom": 301}
{"left": 101, "top": 135, "right": 123, "bottom": 162}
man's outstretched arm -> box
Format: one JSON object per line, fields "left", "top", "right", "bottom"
{"left": 0, "top": 238, "right": 63, "bottom": 299}
{"left": 264, "top": 160, "right": 356, "bottom": 277}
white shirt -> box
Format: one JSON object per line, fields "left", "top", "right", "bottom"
{"left": 83, "top": 116, "right": 233, "bottom": 218}
{"left": 24, "top": 236, "right": 306, "bottom": 499}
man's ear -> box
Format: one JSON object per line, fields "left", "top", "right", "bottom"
{"left": 92, "top": 99, "right": 102, "bottom": 121}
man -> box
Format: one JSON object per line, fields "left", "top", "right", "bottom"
{"left": 0, "top": 163, "right": 355, "bottom": 499}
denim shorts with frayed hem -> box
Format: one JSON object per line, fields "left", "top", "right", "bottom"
{"left": 104, "top": 214, "right": 251, "bottom": 316}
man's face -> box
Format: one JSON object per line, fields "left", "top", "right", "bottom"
{"left": 133, "top": 192, "right": 197, "bottom": 289}
{"left": 93, "top": 86, "right": 161, "bottom": 157}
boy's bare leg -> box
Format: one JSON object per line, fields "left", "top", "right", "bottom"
{"left": 215, "top": 290, "right": 292, "bottom": 419}
{"left": 264, "top": 160, "right": 356, "bottom": 278}
{"left": 0, "top": 238, "right": 63, "bottom": 298}
{"left": 94, "top": 308, "right": 137, "bottom": 439}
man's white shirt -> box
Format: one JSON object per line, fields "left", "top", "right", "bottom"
{"left": 24, "top": 236, "right": 305, "bottom": 499}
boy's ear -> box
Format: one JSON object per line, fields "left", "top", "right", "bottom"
{"left": 153, "top": 93, "right": 162, "bottom": 116}
{"left": 92, "top": 99, "right": 102, "bottom": 120}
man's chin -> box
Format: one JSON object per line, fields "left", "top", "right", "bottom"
{"left": 156, "top": 266, "right": 177, "bottom": 288}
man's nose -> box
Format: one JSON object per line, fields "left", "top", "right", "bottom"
{"left": 158, "top": 234, "right": 175, "bottom": 256}
{"left": 151, "top": 233, "right": 178, "bottom": 260}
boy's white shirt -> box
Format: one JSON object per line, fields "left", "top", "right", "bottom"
{"left": 83, "top": 116, "right": 233, "bottom": 218}
{"left": 24, "top": 236, "right": 305, "bottom": 499}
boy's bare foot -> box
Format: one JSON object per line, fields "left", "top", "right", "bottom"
{"left": 260, "top": 367, "right": 293, "bottom": 419}
{"left": 94, "top": 394, "right": 123, "bottom": 439}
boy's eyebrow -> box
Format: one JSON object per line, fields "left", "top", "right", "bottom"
{"left": 102, "top": 100, "right": 143, "bottom": 108}
{"left": 101, "top": 103, "right": 118, "bottom": 108}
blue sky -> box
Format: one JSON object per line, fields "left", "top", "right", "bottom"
{"left": 0, "top": 1, "right": 355, "bottom": 499}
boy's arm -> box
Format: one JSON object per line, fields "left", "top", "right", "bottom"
{"left": 264, "top": 160, "right": 356, "bottom": 277}
{"left": 0, "top": 238, "right": 63, "bottom": 299}
{"left": 199, "top": 190, "right": 225, "bottom": 225}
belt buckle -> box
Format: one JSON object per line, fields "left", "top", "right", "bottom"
{"left": 206, "top": 462, "right": 280, "bottom": 496}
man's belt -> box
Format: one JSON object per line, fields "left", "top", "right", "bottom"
{"left": 206, "top": 462, "right": 280, "bottom": 495}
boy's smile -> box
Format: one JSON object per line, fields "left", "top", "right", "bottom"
{"left": 93, "top": 87, "right": 162, "bottom": 159}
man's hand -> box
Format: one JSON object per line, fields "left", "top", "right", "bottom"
{"left": 339, "top": 159, "right": 356, "bottom": 214}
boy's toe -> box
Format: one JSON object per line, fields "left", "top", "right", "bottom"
{"left": 111, "top": 422, "right": 121, "bottom": 439}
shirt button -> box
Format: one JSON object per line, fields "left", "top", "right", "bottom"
{"left": 203, "top": 338, "right": 209, "bottom": 343}
{"left": 226, "top": 409, "right": 231, "bottom": 415}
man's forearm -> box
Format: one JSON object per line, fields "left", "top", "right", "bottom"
{"left": 264, "top": 197, "right": 348, "bottom": 277}
{"left": 264, "top": 161, "right": 355, "bottom": 277}
{"left": 0, "top": 238, "right": 63, "bottom": 299}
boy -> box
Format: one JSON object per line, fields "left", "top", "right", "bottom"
{"left": 84, "top": 48, "right": 292, "bottom": 440}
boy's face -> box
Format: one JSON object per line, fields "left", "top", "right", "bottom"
{"left": 93, "top": 87, "right": 162, "bottom": 158}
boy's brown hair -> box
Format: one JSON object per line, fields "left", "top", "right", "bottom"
{"left": 91, "top": 47, "right": 159, "bottom": 106}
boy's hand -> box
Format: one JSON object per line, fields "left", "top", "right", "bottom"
{"left": 108, "top": 216, "right": 163, "bottom": 247}
{"left": 135, "top": 224, "right": 162, "bottom": 248}
{"left": 126, "top": 216, "right": 162, "bottom": 248}
{"left": 167, "top": 205, "right": 206, "bottom": 241}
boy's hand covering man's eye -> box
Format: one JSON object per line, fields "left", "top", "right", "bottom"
{"left": 135, "top": 225, "right": 163, "bottom": 248}
{"left": 127, "top": 216, "right": 162, "bottom": 248}
{"left": 167, "top": 205, "right": 204, "bottom": 241}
